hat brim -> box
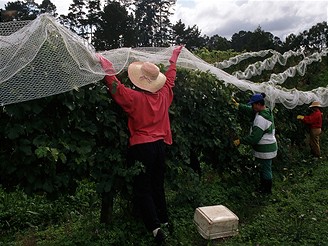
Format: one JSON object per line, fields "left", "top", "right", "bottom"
{"left": 309, "top": 101, "right": 322, "bottom": 108}
{"left": 128, "top": 62, "right": 166, "bottom": 93}
{"left": 247, "top": 99, "right": 260, "bottom": 105}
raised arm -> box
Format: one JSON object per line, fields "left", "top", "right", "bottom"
{"left": 169, "top": 45, "right": 183, "bottom": 64}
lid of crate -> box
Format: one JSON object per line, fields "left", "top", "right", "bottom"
{"left": 197, "top": 205, "right": 239, "bottom": 222}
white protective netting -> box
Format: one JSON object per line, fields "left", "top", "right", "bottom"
{"left": 1, "top": 14, "right": 328, "bottom": 109}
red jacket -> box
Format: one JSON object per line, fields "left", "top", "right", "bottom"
{"left": 104, "top": 63, "right": 177, "bottom": 146}
{"left": 302, "top": 108, "right": 322, "bottom": 129}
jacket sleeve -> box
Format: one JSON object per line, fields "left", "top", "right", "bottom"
{"left": 241, "top": 126, "right": 264, "bottom": 146}
{"left": 164, "top": 63, "right": 177, "bottom": 89}
{"left": 303, "top": 112, "right": 318, "bottom": 125}
{"left": 238, "top": 103, "right": 254, "bottom": 117}
{"left": 104, "top": 75, "right": 134, "bottom": 114}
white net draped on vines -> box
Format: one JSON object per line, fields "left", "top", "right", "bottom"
{"left": 1, "top": 14, "right": 328, "bottom": 109}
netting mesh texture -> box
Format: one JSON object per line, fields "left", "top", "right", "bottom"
{"left": 1, "top": 14, "right": 328, "bottom": 108}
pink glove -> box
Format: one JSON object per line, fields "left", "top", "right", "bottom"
{"left": 96, "top": 54, "right": 116, "bottom": 75}
{"left": 169, "top": 45, "right": 183, "bottom": 64}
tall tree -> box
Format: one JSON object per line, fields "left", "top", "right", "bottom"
{"left": 85, "top": 0, "right": 101, "bottom": 44}
{"left": 248, "top": 26, "right": 275, "bottom": 51}
{"left": 60, "top": 0, "right": 87, "bottom": 38}
{"left": 230, "top": 27, "right": 281, "bottom": 52}
{"left": 39, "top": 0, "right": 57, "bottom": 17}
{"left": 171, "top": 19, "right": 186, "bottom": 45}
{"left": 153, "top": 0, "right": 175, "bottom": 47}
{"left": 283, "top": 33, "right": 303, "bottom": 52}
{"left": 93, "top": 1, "right": 136, "bottom": 50}
{"left": 231, "top": 30, "right": 253, "bottom": 52}
{"left": 172, "top": 20, "right": 206, "bottom": 49}
{"left": 273, "top": 36, "right": 283, "bottom": 53}
{"left": 135, "top": 0, "right": 175, "bottom": 47}
{"left": 303, "top": 22, "right": 328, "bottom": 52}
{"left": 135, "top": 0, "right": 156, "bottom": 46}
{"left": 184, "top": 24, "right": 207, "bottom": 49}
{"left": 2, "top": 0, "right": 40, "bottom": 21}
{"left": 282, "top": 22, "right": 328, "bottom": 53}
{"left": 207, "top": 34, "right": 231, "bottom": 51}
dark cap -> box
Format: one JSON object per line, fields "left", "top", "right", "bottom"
{"left": 248, "top": 93, "right": 265, "bottom": 105}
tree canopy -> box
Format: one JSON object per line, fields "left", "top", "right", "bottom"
{"left": 0, "top": 0, "right": 327, "bottom": 52}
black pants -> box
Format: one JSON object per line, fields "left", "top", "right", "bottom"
{"left": 128, "top": 140, "right": 168, "bottom": 232}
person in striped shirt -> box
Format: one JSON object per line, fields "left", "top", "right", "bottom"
{"left": 233, "top": 93, "right": 278, "bottom": 195}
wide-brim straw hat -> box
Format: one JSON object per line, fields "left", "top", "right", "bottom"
{"left": 309, "top": 101, "right": 322, "bottom": 108}
{"left": 128, "top": 62, "right": 166, "bottom": 93}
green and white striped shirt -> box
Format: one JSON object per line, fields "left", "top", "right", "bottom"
{"left": 240, "top": 104, "right": 278, "bottom": 159}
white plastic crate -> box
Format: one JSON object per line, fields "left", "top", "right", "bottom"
{"left": 194, "top": 205, "right": 239, "bottom": 239}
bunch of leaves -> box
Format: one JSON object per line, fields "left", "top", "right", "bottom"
{"left": 170, "top": 68, "right": 250, "bottom": 173}
{"left": 193, "top": 47, "right": 240, "bottom": 64}
{"left": 0, "top": 180, "right": 99, "bottom": 242}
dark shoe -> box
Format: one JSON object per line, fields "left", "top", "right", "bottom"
{"left": 256, "top": 179, "right": 272, "bottom": 195}
{"left": 261, "top": 179, "right": 272, "bottom": 195}
{"left": 256, "top": 180, "right": 265, "bottom": 194}
{"left": 255, "top": 185, "right": 264, "bottom": 194}
{"left": 154, "top": 228, "right": 166, "bottom": 246}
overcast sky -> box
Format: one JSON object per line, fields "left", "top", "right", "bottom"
{"left": 1, "top": 0, "right": 327, "bottom": 41}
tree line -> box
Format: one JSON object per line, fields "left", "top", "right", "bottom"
{"left": 1, "top": 0, "right": 327, "bottom": 52}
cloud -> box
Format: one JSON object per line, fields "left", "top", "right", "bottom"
{"left": 173, "top": 0, "right": 328, "bottom": 41}
{"left": 1, "top": 0, "right": 327, "bottom": 42}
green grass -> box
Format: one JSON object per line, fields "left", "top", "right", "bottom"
{"left": 1, "top": 145, "right": 328, "bottom": 246}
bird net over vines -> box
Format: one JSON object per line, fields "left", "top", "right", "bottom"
{"left": 1, "top": 14, "right": 328, "bottom": 109}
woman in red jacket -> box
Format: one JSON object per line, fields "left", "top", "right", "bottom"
{"left": 98, "top": 46, "right": 183, "bottom": 245}
{"left": 297, "top": 101, "right": 323, "bottom": 157}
